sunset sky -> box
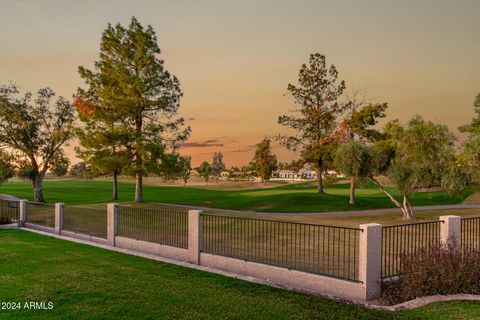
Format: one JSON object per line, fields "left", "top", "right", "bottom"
{"left": 1, "top": 0, "right": 479, "bottom": 167}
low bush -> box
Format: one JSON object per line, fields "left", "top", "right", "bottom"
{"left": 381, "top": 241, "right": 480, "bottom": 304}
{"left": 0, "top": 214, "right": 12, "bottom": 224}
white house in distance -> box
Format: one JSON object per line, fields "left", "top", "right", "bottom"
{"left": 272, "top": 163, "right": 342, "bottom": 181}
{"left": 273, "top": 163, "right": 317, "bottom": 181}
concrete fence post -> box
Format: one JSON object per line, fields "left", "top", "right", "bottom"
{"left": 107, "top": 203, "right": 118, "bottom": 246}
{"left": 359, "top": 223, "right": 382, "bottom": 301}
{"left": 18, "top": 200, "right": 28, "bottom": 227}
{"left": 440, "top": 215, "right": 461, "bottom": 251}
{"left": 188, "top": 210, "right": 203, "bottom": 265}
{"left": 54, "top": 203, "right": 64, "bottom": 235}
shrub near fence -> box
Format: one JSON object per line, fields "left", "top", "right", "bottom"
{"left": 27, "top": 202, "right": 55, "bottom": 228}
{"left": 202, "top": 213, "right": 361, "bottom": 281}
{"left": 117, "top": 206, "right": 188, "bottom": 249}
{"left": 0, "top": 199, "right": 18, "bottom": 222}
{"left": 63, "top": 206, "right": 107, "bottom": 239}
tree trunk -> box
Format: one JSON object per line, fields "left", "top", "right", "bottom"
{"left": 135, "top": 173, "right": 143, "bottom": 202}
{"left": 370, "top": 177, "right": 415, "bottom": 220}
{"left": 113, "top": 171, "right": 118, "bottom": 200}
{"left": 316, "top": 159, "right": 324, "bottom": 193}
{"left": 32, "top": 173, "right": 44, "bottom": 202}
{"left": 133, "top": 113, "right": 144, "bottom": 202}
{"left": 349, "top": 175, "right": 356, "bottom": 205}
{"left": 401, "top": 195, "right": 414, "bottom": 220}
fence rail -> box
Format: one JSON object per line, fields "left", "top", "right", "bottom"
{"left": 461, "top": 217, "right": 480, "bottom": 253}
{"left": 381, "top": 221, "right": 442, "bottom": 278}
{"left": 27, "top": 202, "right": 55, "bottom": 228}
{"left": 117, "top": 206, "right": 189, "bottom": 249}
{"left": 0, "top": 199, "right": 19, "bottom": 222}
{"left": 63, "top": 206, "right": 107, "bottom": 239}
{"left": 201, "top": 213, "right": 361, "bottom": 282}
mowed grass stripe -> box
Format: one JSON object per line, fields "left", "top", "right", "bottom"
{"left": 0, "top": 179, "right": 471, "bottom": 213}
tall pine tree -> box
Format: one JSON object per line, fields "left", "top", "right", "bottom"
{"left": 278, "top": 53, "right": 346, "bottom": 193}
{"left": 74, "top": 97, "right": 130, "bottom": 200}
{"left": 78, "top": 17, "right": 190, "bottom": 202}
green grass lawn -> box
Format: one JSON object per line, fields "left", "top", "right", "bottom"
{"left": 0, "top": 179, "right": 471, "bottom": 213}
{"left": 1, "top": 229, "right": 480, "bottom": 320}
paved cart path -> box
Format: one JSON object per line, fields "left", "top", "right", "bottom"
{"left": 152, "top": 203, "right": 480, "bottom": 217}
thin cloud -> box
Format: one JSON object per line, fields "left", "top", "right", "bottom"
{"left": 231, "top": 145, "right": 255, "bottom": 153}
{"left": 182, "top": 139, "right": 224, "bottom": 148}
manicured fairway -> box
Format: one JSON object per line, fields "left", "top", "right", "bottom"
{"left": 1, "top": 230, "right": 480, "bottom": 320}
{"left": 0, "top": 179, "right": 470, "bottom": 212}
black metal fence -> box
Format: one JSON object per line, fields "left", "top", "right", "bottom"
{"left": 117, "top": 206, "right": 188, "bottom": 249}
{"left": 0, "top": 199, "right": 20, "bottom": 221}
{"left": 27, "top": 202, "right": 55, "bottom": 228}
{"left": 381, "top": 221, "right": 442, "bottom": 278}
{"left": 201, "top": 213, "right": 362, "bottom": 282}
{"left": 0, "top": 199, "right": 18, "bottom": 222}
{"left": 461, "top": 217, "right": 480, "bottom": 253}
{"left": 63, "top": 206, "right": 107, "bottom": 239}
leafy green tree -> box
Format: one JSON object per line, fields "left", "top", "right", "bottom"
{"left": 253, "top": 137, "right": 278, "bottom": 185}
{"left": 180, "top": 156, "right": 192, "bottom": 186}
{"left": 211, "top": 152, "right": 226, "bottom": 182}
{"left": 334, "top": 98, "right": 387, "bottom": 204}
{"left": 443, "top": 93, "right": 480, "bottom": 193}
{"left": 442, "top": 136, "right": 480, "bottom": 193}
{"left": 369, "top": 116, "right": 455, "bottom": 220}
{"left": 16, "top": 160, "right": 36, "bottom": 181}
{"left": 334, "top": 141, "right": 371, "bottom": 205}
{"left": 278, "top": 53, "right": 346, "bottom": 193}
{"left": 74, "top": 94, "right": 132, "bottom": 201}
{"left": 458, "top": 93, "right": 480, "bottom": 134}
{"left": 69, "top": 162, "right": 87, "bottom": 178}
{"left": 78, "top": 17, "right": 190, "bottom": 202}
{"left": 157, "top": 153, "right": 183, "bottom": 183}
{"left": 0, "top": 84, "right": 75, "bottom": 202}
{"left": 50, "top": 153, "right": 70, "bottom": 177}
{"left": 278, "top": 159, "right": 305, "bottom": 171}
{"left": 241, "top": 162, "right": 256, "bottom": 176}
{"left": 0, "top": 151, "right": 14, "bottom": 184}
{"left": 197, "top": 161, "right": 212, "bottom": 184}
